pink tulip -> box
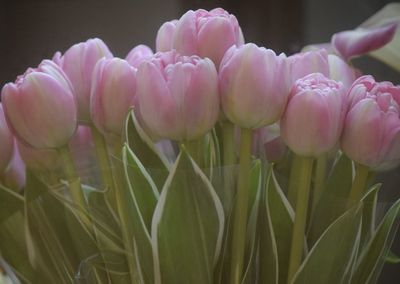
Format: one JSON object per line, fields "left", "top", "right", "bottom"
{"left": 68, "top": 126, "right": 95, "bottom": 180}
{"left": 61, "top": 38, "right": 113, "bottom": 123}
{"left": 1, "top": 60, "right": 77, "bottom": 149}
{"left": 281, "top": 73, "right": 346, "bottom": 157}
{"left": 91, "top": 58, "right": 137, "bottom": 136}
{"left": 219, "top": 43, "right": 290, "bottom": 129}
{"left": 341, "top": 75, "right": 400, "bottom": 168}
{"left": 0, "top": 104, "right": 14, "bottom": 173}
{"left": 2, "top": 143, "right": 26, "bottom": 191}
{"left": 17, "top": 140, "right": 60, "bottom": 173}
{"left": 288, "top": 49, "right": 329, "bottom": 83}
{"left": 168, "top": 8, "right": 244, "bottom": 67}
{"left": 136, "top": 50, "right": 219, "bottom": 141}
{"left": 253, "top": 124, "right": 287, "bottom": 162}
{"left": 332, "top": 22, "right": 397, "bottom": 60}
{"left": 125, "top": 45, "right": 154, "bottom": 68}
{"left": 156, "top": 20, "right": 178, "bottom": 52}
{"left": 328, "top": 54, "right": 359, "bottom": 89}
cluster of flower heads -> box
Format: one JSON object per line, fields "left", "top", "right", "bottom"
{"left": 0, "top": 8, "right": 399, "bottom": 189}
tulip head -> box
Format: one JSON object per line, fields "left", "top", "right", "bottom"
{"left": 0, "top": 104, "right": 14, "bottom": 172}
{"left": 1, "top": 60, "right": 77, "bottom": 149}
{"left": 156, "top": 20, "right": 178, "bottom": 52}
{"left": 341, "top": 75, "right": 400, "bottom": 168}
{"left": 125, "top": 45, "right": 154, "bottom": 68}
{"left": 288, "top": 49, "right": 329, "bottom": 83}
{"left": 91, "top": 58, "right": 137, "bottom": 136}
{"left": 61, "top": 38, "right": 113, "bottom": 123}
{"left": 219, "top": 43, "right": 290, "bottom": 129}
{"left": 281, "top": 73, "right": 346, "bottom": 157}
{"left": 328, "top": 54, "right": 359, "bottom": 89}
{"left": 136, "top": 50, "right": 219, "bottom": 141}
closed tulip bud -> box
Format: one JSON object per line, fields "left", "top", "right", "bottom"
{"left": 328, "top": 54, "right": 358, "bottom": 89}
{"left": 61, "top": 38, "right": 113, "bottom": 123}
{"left": 156, "top": 20, "right": 178, "bottom": 52}
{"left": 281, "top": 73, "right": 346, "bottom": 157}
{"left": 125, "top": 45, "right": 154, "bottom": 68}
{"left": 1, "top": 60, "right": 77, "bottom": 149}
{"left": 0, "top": 104, "right": 14, "bottom": 172}
{"left": 91, "top": 58, "right": 137, "bottom": 136}
{"left": 219, "top": 43, "right": 290, "bottom": 129}
{"left": 341, "top": 75, "right": 400, "bottom": 168}
{"left": 136, "top": 50, "right": 219, "bottom": 141}
{"left": 288, "top": 49, "right": 329, "bottom": 83}
{"left": 171, "top": 8, "right": 244, "bottom": 67}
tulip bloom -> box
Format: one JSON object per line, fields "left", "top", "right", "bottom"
{"left": 61, "top": 38, "right": 113, "bottom": 123}
{"left": 341, "top": 75, "right": 400, "bottom": 168}
{"left": 136, "top": 51, "right": 219, "bottom": 141}
{"left": 91, "top": 58, "right": 137, "bottom": 136}
{"left": 1, "top": 60, "right": 77, "bottom": 149}
{"left": 281, "top": 73, "right": 346, "bottom": 157}
{"left": 328, "top": 54, "right": 359, "bottom": 89}
{"left": 125, "top": 45, "right": 154, "bottom": 68}
{"left": 159, "top": 8, "right": 244, "bottom": 67}
{"left": 219, "top": 43, "right": 290, "bottom": 129}
{"left": 288, "top": 49, "right": 329, "bottom": 83}
{"left": 0, "top": 104, "right": 14, "bottom": 172}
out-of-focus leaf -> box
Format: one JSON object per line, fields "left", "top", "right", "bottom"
{"left": 360, "top": 184, "right": 381, "bottom": 249}
{"left": 384, "top": 250, "right": 400, "bottom": 264}
{"left": 308, "top": 154, "right": 353, "bottom": 245}
{"left": 152, "top": 149, "right": 224, "bottom": 284}
{"left": 292, "top": 205, "right": 362, "bottom": 284}
{"left": 351, "top": 199, "right": 400, "bottom": 284}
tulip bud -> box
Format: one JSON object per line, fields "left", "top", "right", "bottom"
{"left": 328, "top": 54, "right": 358, "bottom": 89}
{"left": 0, "top": 104, "right": 14, "bottom": 173}
{"left": 288, "top": 49, "right": 329, "bottom": 83}
{"left": 169, "top": 8, "right": 244, "bottom": 67}
{"left": 91, "top": 58, "right": 137, "bottom": 136}
{"left": 281, "top": 73, "right": 346, "bottom": 157}
{"left": 136, "top": 50, "right": 219, "bottom": 141}
{"left": 1, "top": 60, "right": 77, "bottom": 149}
{"left": 219, "top": 43, "right": 290, "bottom": 129}
{"left": 156, "top": 20, "right": 178, "bottom": 52}
{"left": 125, "top": 45, "right": 154, "bottom": 68}
{"left": 341, "top": 75, "right": 400, "bottom": 168}
{"left": 61, "top": 38, "right": 113, "bottom": 123}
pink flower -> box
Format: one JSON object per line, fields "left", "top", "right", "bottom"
{"left": 165, "top": 8, "right": 244, "bottom": 67}
{"left": 219, "top": 43, "right": 290, "bottom": 129}
{"left": 288, "top": 49, "right": 329, "bottom": 83}
{"left": 281, "top": 73, "right": 346, "bottom": 157}
{"left": 0, "top": 103, "right": 14, "bottom": 173}
{"left": 341, "top": 75, "right": 400, "bottom": 168}
{"left": 60, "top": 38, "right": 113, "bottom": 123}
{"left": 253, "top": 124, "right": 287, "bottom": 162}
{"left": 125, "top": 45, "right": 154, "bottom": 68}
{"left": 1, "top": 60, "right": 77, "bottom": 149}
{"left": 156, "top": 20, "right": 178, "bottom": 52}
{"left": 136, "top": 50, "right": 219, "bottom": 141}
{"left": 91, "top": 58, "right": 137, "bottom": 136}
{"left": 332, "top": 22, "right": 397, "bottom": 60}
{"left": 328, "top": 54, "right": 359, "bottom": 89}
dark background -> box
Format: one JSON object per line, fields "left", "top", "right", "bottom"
{"left": 1, "top": 0, "right": 399, "bottom": 282}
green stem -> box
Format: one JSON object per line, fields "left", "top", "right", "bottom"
{"left": 287, "top": 155, "right": 314, "bottom": 283}
{"left": 222, "top": 122, "right": 236, "bottom": 166}
{"left": 230, "top": 127, "right": 252, "bottom": 284}
{"left": 287, "top": 153, "right": 301, "bottom": 208}
{"left": 346, "top": 162, "right": 369, "bottom": 209}
{"left": 311, "top": 155, "right": 327, "bottom": 214}
{"left": 185, "top": 137, "right": 204, "bottom": 168}
{"left": 91, "top": 127, "right": 118, "bottom": 211}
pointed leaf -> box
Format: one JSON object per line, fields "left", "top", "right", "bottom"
{"left": 152, "top": 149, "right": 224, "bottom": 284}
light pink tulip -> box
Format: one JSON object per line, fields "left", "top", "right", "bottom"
{"left": 156, "top": 20, "right": 178, "bottom": 52}
{"left": 332, "top": 22, "right": 397, "bottom": 60}
{"left": 2, "top": 143, "right": 26, "bottom": 190}
{"left": 1, "top": 60, "right": 77, "bottom": 149}
{"left": 91, "top": 58, "right": 137, "bottom": 136}
{"left": 125, "top": 45, "right": 154, "bottom": 68}
{"left": 219, "top": 43, "right": 290, "bottom": 129}
{"left": 61, "top": 38, "right": 113, "bottom": 123}
{"left": 328, "top": 54, "right": 359, "bottom": 89}
{"left": 0, "top": 104, "right": 14, "bottom": 173}
{"left": 281, "top": 73, "right": 346, "bottom": 157}
{"left": 169, "top": 8, "right": 244, "bottom": 67}
{"left": 136, "top": 50, "right": 219, "bottom": 141}
{"left": 288, "top": 49, "right": 329, "bottom": 83}
{"left": 341, "top": 75, "right": 400, "bottom": 168}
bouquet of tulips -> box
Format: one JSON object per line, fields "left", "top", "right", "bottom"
{"left": 1, "top": 4, "right": 400, "bottom": 284}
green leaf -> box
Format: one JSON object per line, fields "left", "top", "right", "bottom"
{"left": 120, "top": 144, "right": 159, "bottom": 283}
{"left": 308, "top": 153, "right": 353, "bottom": 245}
{"left": 259, "top": 166, "right": 279, "bottom": 284}
{"left": 292, "top": 205, "right": 362, "bottom": 284}
{"left": 385, "top": 250, "right": 400, "bottom": 264}
{"left": 0, "top": 184, "right": 24, "bottom": 223}
{"left": 351, "top": 199, "right": 400, "bottom": 284}
{"left": 268, "top": 167, "right": 294, "bottom": 284}
{"left": 152, "top": 149, "right": 224, "bottom": 284}
{"left": 360, "top": 184, "right": 381, "bottom": 249}
{"left": 124, "top": 110, "right": 170, "bottom": 190}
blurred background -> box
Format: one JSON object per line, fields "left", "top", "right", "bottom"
{"left": 1, "top": 0, "right": 399, "bottom": 283}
